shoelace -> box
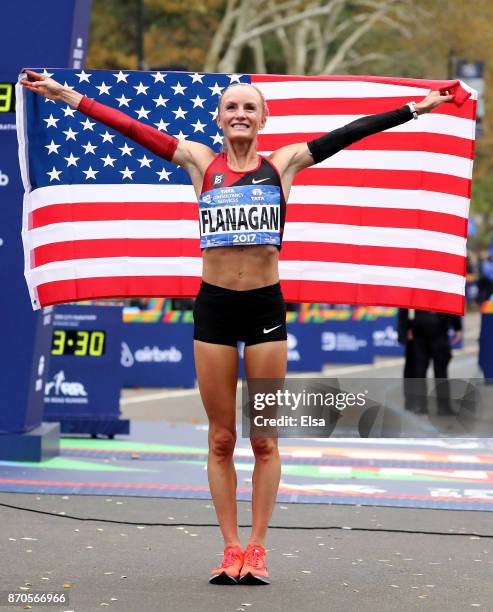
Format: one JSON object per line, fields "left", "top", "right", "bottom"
{"left": 245, "top": 546, "right": 264, "bottom": 569}
{"left": 221, "top": 548, "right": 241, "bottom": 568}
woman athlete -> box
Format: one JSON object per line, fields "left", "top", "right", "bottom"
{"left": 21, "top": 70, "right": 452, "bottom": 585}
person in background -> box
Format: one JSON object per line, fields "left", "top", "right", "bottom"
{"left": 478, "top": 250, "right": 493, "bottom": 304}
{"left": 398, "top": 309, "right": 462, "bottom": 415}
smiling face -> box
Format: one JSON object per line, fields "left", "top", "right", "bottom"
{"left": 217, "top": 84, "right": 267, "bottom": 144}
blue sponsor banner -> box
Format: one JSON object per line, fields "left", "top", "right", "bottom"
{"left": 0, "top": 0, "right": 91, "bottom": 444}
{"left": 44, "top": 305, "right": 128, "bottom": 434}
{"left": 320, "top": 320, "right": 375, "bottom": 364}
{"left": 121, "top": 323, "right": 195, "bottom": 388}
{"left": 372, "top": 315, "right": 404, "bottom": 357}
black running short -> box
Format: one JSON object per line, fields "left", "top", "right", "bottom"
{"left": 193, "top": 281, "right": 287, "bottom": 347}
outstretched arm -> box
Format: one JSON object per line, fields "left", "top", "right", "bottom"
{"left": 20, "top": 70, "right": 215, "bottom": 186}
{"left": 270, "top": 90, "right": 454, "bottom": 178}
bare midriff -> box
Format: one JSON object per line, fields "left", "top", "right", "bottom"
{"left": 202, "top": 244, "right": 279, "bottom": 290}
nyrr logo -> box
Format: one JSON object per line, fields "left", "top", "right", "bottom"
{"left": 0, "top": 170, "right": 9, "bottom": 187}
{"left": 212, "top": 173, "right": 225, "bottom": 187}
{"left": 45, "top": 370, "right": 88, "bottom": 397}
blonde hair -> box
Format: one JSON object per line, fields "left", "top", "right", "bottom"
{"left": 217, "top": 82, "right": 269, "bottom": 120}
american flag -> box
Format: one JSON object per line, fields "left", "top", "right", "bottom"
{"left": 17, "top": 69, "right": 476, "bottom": 314}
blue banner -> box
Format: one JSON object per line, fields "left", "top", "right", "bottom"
{"left": 121, "top": 323, "right": 195, "bottom": 388}
{"left": 0, "top": 0, "right": 91, "bottom": 443}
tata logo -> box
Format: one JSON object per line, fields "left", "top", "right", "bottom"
{"left": 252, "top": 188, "right": 263, "bottom": 196}
{"left": 0, "top": 170, "right": 9, "bottom": 187}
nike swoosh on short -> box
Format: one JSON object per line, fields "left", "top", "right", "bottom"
{"left": 263, "top": 324, "right": 282, "bottom": 334}
{"left": 252, "top": 178, "right": 269, "bottom": 184}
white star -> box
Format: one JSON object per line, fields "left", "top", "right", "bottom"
{"left": 45, "top": 140, "right": 60, "bottom": 154}
{"left": 156, "top": 168, "right": 172, "bottom": 181}
{"left": 135, "top": 106, "right": 151, "bottom": 119}
{"left": 191, "top": 95, "right": 205, "bottom": 108}
{"left": 172, "top": 107, "right": 188, "bottom": 120}
{"left": 137, "top": 155, "right": 152, "bottom": 168}
{"left": 63, "top": 127, "right": 78, "bottom": 141}
{"left": 211, "top": 132, "right": 223, "bottom": 145}
{"left": 173, "top": 130, "right": 188, "bottom": 141}
{"left": 96, "top": 82, "right": 112, "bottom": 95}
{"left": 189, "top": 73, "right": 204, "bottom": 83}
{"left": 153, "top": 94, "right": 168, "bottom": 108}
{"left": 44, "top": 114, "right": 59, "bottom": 128}
{"left": 209, "top": 108, "right": 218, "bottom": 120}
{"left": 41, "top": 69, "right": 54, "bottom": 77}
{"left": 152, "top": 72, "right": 166, "bottom": 83}
{"left": 76, "top": 70, "right": 92, "bottom": 83}
{"left": 64, "top": 153, "right": 79, "bottom": 167}
{"left": 154, "top": 119, "right": 169, "bottom": 131}
{"left": 62, "top": 105, "right": 76, "bottom": 118}
{"left": 47, "top": 167, "right": 61, "bottom": 181}
{"left": 82, "top": 141, "right": 97, "bottom": 155}
{"left": 63, "top": 82, "right": 75, "bottom": 91}
{"left": 191, "top": 119, "right": 206, "bottom": 133}
{"left": 101, "top": 154, "right": 116, "bottom": 167}
{"left": 113, "top": 71, "right": 129, "bottom": 83}
{"left": 83, "top": 166, "right": 98, "bottom": 180}
{"left": 134, "top": 82, "right": 149, "bottom": 95}
{"left": 44, "top": 98, "right": 56, "bottom": 104}
{"left": 119, "top": 143, "right": 134, "bottom": 156}
{"left": 100, "top": 131, "right": 115, "bottom": 143}
{"left": 120, "top": 166, "right": 135, "bottom": 180}
{"left": 208, "top": 82, "right": 224, "bottom": 96}
{"left": 116, "top": 94, "right": 131, "bottom": 107}
{"left": 228, "top": 74, "right": 243, "bottom": 83}
{"left": 171, "top": 82, "right": 186, "bottom": 96}
{"left": 80, "top": 118, "right": 95, "bottom": 131}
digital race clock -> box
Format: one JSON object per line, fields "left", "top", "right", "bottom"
{"left": 0, "top": 83, "right": 16, "bottom": 112}
{"left": 51, "top": 329, "right": 106, "bottom": 356}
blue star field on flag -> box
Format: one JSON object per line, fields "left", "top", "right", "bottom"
{"left": 24, "top": 69, "right": 250, "bottom": 189}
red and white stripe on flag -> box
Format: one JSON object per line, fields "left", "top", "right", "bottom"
{"left": 19, "top": 72, "right": 476, "bottom": 313}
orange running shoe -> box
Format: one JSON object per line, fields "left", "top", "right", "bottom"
{"left": 209, "top": 545, "right": 244, "bottom": 585}
{"left": 238, "top": 543, "right": 270, "bottom": 585}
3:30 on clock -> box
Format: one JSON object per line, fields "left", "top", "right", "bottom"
{"left": 51, "top": 330, "right": 106, "bottom": 356}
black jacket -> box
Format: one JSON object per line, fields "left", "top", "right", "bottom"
{"left": 397, "top": 309, "right": 462, "bottom": 344}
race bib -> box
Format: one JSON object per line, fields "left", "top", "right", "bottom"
{"left": 198, "top": 184, "right": 281, "bottom": 248}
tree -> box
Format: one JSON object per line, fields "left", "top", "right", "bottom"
{"left": 204, "top": 0, "right": 424, "bottom": 75}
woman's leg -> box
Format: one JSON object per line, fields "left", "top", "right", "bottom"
{"left": 194, "top": 339, "right": 240, "bottom": 547}
{"left": 244, "top": 340, "right": 287, "bottom": 547}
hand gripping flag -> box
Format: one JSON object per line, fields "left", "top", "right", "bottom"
{"left": 16, "top": 70, "right": 476, "bottom": 314}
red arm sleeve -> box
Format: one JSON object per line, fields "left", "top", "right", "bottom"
{"left": 77, "top": 96, "right": 179, "bottom": 161}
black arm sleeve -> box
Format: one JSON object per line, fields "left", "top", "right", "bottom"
{"left": 307, "top": 105, "right": 413, "bottom": 164}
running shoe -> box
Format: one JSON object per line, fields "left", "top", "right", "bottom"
{"left": 209, "top": 545, "right": 244, "bottom": 585}
{"left": 238, "top": 543, "right": 270, "bottom": 585}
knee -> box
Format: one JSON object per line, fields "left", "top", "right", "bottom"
{"left": 251, "top": 438, "right": 278, "bottom": 462}
{"left": 209, "top": 428, "right": 236, "bottom": 460}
